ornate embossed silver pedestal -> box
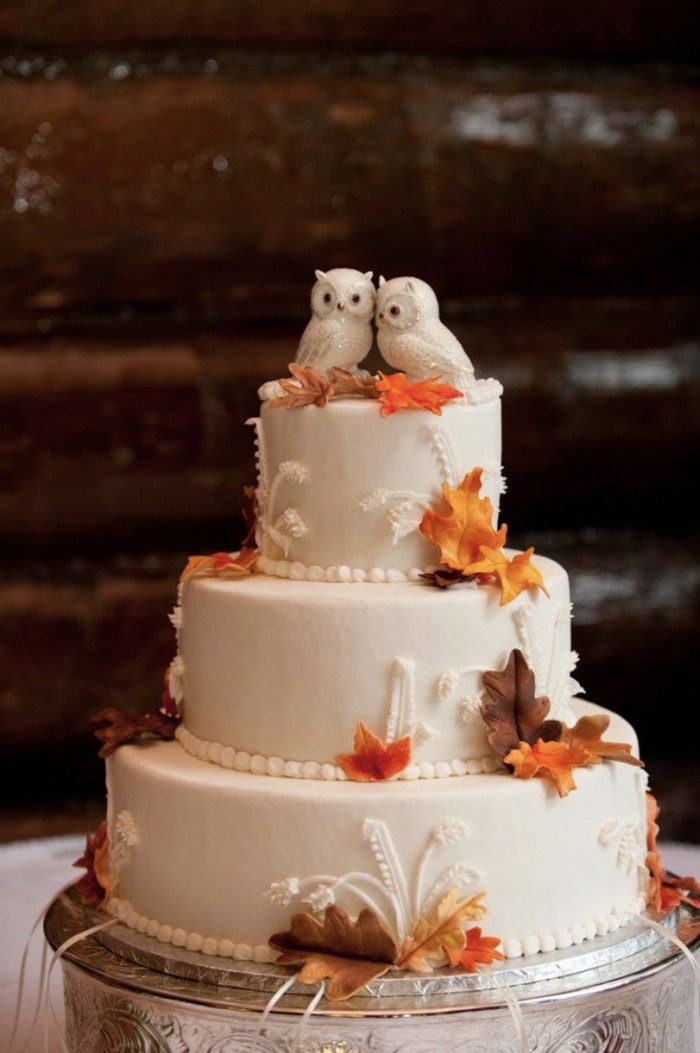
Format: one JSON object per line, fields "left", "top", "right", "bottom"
{"left": 46, "top": 887, "right": 700, "bottom": 1052}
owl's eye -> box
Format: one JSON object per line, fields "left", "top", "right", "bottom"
{"left": 389, "top": 304, "right": 401, "bottom": 317}
{"left": 350, "top": 293, "right": 361, "bottom": 304}
{"left": 323, "top": 292, "right": 333, "bottom": 305}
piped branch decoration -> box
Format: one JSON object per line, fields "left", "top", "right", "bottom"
{"left": 419, "top": 468, "right": 547, "bottom": 605}
{"left": 481, "top": 649, "right": 643, "bottom": 797}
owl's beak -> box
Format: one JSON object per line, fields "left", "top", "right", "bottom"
{"left": 337, "top": 302, "right": 345, "bottom": 311}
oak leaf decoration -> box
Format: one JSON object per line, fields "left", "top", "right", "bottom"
{"left": 268, "top": 363, "right": 333, "bottom": 408}
{"left": 269, "top": 905, "right": 398, "bottom": 1001}
{"left": 481, "top": 649, "right": 562, "bottom": 761}
{"left": 419, "top": 469, "right": 548, "bottom": 604}
{"left": 328, "top": 367, "right": 380, "bottom": 399}
{"left": 561, "top": 714, "right": 644, "bottom": 767}
{"left": 375, "top": 371, "right": 463, "bottom": 417}
{"left": 467, "top": 546, "right": 549, "bottom": 606}
{"left": 336, "top": 720, "right": 412, "bottom": 781}
{"left": 420, "top": 468, "right": 505, "bottom": 571}
{"left": 73, "top": 820, "right": 112, "bottom": 907}
{"left": 445, "top": 926, "right": 505, "bottom": 972}
{"left": 92, "top": 707, "right": 181, "bottom": 758}
{"left": 397, "top": 889, "right": 487, "bottom": 973}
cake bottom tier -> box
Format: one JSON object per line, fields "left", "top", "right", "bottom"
{"left": 105, "top": 701, "right": 649, "bottom": 968}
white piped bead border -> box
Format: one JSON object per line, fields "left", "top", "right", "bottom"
{"left": 255, "top": 554, "right": 427, "bottom": 583}
{"left": 175, "top": 724, "right": 498, "bottom": 781}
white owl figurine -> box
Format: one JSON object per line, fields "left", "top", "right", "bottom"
{"left": 295, "top": 268, "right": 375, "bottom": 376}
{"left": 375, "top": 275, "right": 475, "bottom": 392}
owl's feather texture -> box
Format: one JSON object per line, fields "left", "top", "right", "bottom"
{"left": 295, "top": 268, "right": 375, "bottom": 375}
{"left": 376, "top": 276, "right": 474, "bottom": 392}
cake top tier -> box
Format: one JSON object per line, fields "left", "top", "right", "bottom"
{"left": 252, "top": 269, "right": 505, "bottom": 580}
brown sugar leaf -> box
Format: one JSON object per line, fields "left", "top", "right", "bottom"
{"left": 92, "top": 707, "right": 181, "bottom": 757}
{"left": 328, "top": 367, "right": 380, "bottom": 398}
{"left": 269, "top": 363, "right": 333, "bottom": 408}
{"left": 481, "top": 650, "right": 560, "bottom": 761}
{"left": 561, "top": 714, "right": 644, "bottom": 767}
{"left": 270, "top": 905, "right": 398, "bottom": 1000}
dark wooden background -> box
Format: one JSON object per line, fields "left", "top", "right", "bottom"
{"left": 1, "top": 2, "right": 699, "bottom": 842}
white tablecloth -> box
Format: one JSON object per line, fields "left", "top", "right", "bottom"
{"left": 2, "top": 835, "right": 699, "bottom": 1053}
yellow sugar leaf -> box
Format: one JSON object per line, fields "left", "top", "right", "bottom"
{"left": 397, "top": 889, "right": 487, "bottom": 972}
{"left": 468, "top": 546, "right": 549, "bottom": 605}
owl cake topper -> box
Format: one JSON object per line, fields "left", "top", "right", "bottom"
{"left": 295, "top": 268, "right": 376, "bottom": 376}
{"left": 376, "top": 275, "right": 475, "bottom": 392}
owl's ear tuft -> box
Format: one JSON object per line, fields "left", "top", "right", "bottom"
{"left": 378, "top": 275, "right": 386, "bottom": 286}
{"left": 315, "top": 269, "right": 326, "bottom": 280}
{"left": 364, "top": 271, "right": 373, "bottom": 282}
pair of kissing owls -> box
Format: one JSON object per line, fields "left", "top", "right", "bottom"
{"left": 295, "top": 268, "right": 475, "bottom": 394}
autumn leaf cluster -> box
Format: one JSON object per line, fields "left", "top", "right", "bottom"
{"left": 270, "top": 890, "right": 503, "bottom": 1001}
{"left": 482, "top": 650, "right": 643, "bottom": 797}
{"left": 420, "top": 468, "right": 547, "bottom": 605}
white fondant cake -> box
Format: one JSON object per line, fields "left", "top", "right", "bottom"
{"left": 81, "top": 272, "right": 658, "bottom": 1000}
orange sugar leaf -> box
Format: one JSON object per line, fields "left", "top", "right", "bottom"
{"left": 375, "top": 371, "right": 462, "bottom": 417}
{"left": 445, "top": 926, "right": 505, "bottom": 972}
{"left": 336, "top": 721, "right": 412, "bottom": 782}
{"left": 419, "top": 468, "right": 506, "bottom": 572}
{"left": 180, "top": 548, "right": 257, "bottom": 582}
{"left": 505, "top": 738, "right": 593, "bottom": 797}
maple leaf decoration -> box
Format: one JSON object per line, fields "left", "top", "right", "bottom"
{"left": 73, "top": 820, "right": 112, "bottom": 907}
{"left": 91, "top": 707, "right": 181, "bottom": 758}
{"left": 270, "top": 905, "right": 398, "bottom": 1001}
{"left": 419, "top": 468, "right": 547, "bottom": 605}
{"left": 397, "top": 889, "right": 488, "bottom": 973}
{"left": 375, "top": 371, "right": 462, "bottom": 417}
{"left": 646, "top": 793, "right": 700, "bottom": 912}
{"left": 482, "top": 650, "right": 643, "bottom": 797}
{"left": 336, "top": 720, "right": 412, "bottom": 781}
{"left": 445, "top": 926, "right": 506, "bottom": 972}
{"left": 180, "top": 548, "right": 257, "bottom": 583}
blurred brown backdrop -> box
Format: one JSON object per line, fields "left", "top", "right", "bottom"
{"left": 1, "top": 2, "right": 699, "bottom": 841}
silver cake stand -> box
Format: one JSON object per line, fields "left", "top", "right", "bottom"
{"left": 45, "top": 885, "right": 700, "bottom": 1052}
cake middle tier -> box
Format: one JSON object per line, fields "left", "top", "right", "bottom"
{"left": 175, "top": 556, "right": 576, "bottom": 777}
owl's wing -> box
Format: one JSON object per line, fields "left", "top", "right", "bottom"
{"left": 295, "top": 321, "right": 333, "bottom": 366}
